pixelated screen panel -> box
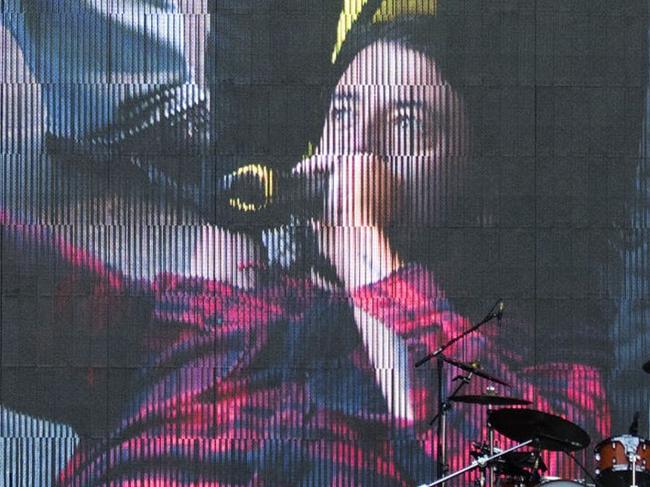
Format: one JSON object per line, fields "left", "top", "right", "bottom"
{"left": 1, "top": 1, "right": 649, "bottom": 485}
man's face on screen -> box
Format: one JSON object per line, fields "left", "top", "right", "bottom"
{"left": 317, "top": 40, "right": 468, "bottom": 226}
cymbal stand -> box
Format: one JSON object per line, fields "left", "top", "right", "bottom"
{"left": 484, "top": 382, "right": 501, "bottom": 487}
{"left": 488, "top": 314, "right": 502, "bottom": 487}
{"left": 417, "top": 439, "right": 535, "bottom": 487}
{"left": 629, "top": 452, "right": 639, "bottom": 487}
{"left": 487, "top": 402, "right": 495, "bottom": 487}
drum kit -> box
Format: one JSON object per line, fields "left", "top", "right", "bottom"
{"left": 415, "top": 301, "right": 650, "bottom": 487}
{"left": 416, "top": 357, "right": 650, "bottom": 487}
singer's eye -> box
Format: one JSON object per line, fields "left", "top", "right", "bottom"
{"left": 390, "top": 102, "right": 432, "bottom": 155}
{"left": 330, "top": 91, "right": 358, "bottom": 129}
{"left": 394, "top": 107, "right": 425, "bottom": 133}
{"left": 332, "top": 105, "right": 354, "bottom": 124}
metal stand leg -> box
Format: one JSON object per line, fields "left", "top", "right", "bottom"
{"left": 437, "top": 359, "right": 448, "bottom": 487}
{"left": 630, "top": 453, "right": 638, "bottom": 487}
{"left": 430, "top": 360, "right": 475, "bottom": 487}
{"left": 488, "top": 408, "right": 495, "bottom": 487}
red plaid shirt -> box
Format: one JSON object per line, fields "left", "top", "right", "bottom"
{"left": 0, "top": 212, "right": 609, "bottom": 486}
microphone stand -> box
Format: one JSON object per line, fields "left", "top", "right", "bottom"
{"left": 414, "top": 299, "right": 502, "bottom": 368}
{"left": 415, "top": 299, "right": 503, "bottom": 486}
{"left": 429, "top": 366, "right": 475, "bottom": 485}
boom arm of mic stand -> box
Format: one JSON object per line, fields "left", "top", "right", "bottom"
{"left": 415, "top": 313, "right": 495, "bottom": 368}
{"left": 416, "top": 439, "right": 535, "bottom": 487}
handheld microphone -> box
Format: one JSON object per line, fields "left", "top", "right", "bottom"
{"left": 217, "top": 164, "right": 325, "bottom": 214}
{"left": 212, "top": 164, "right": 326, "bottom": 226}
{"left": 123, "top": 156, "right": 327, "bottom": 226}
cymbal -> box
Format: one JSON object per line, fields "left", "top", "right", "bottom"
{"left": 440, "top": 355, "right": 510, "bottom": 387}
{"left": 451, "top": 394, "right": 531, "bottom": 406}
{"left": 488, "top": 408, "right": 590, "bottom": 452}
{"left": 643, "top": 360, "right": 650, "bottom": 374}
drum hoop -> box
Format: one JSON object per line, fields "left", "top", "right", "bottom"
{"left": 536, "top": 479, "right": 587, "bottom": 487}
{"left": 603, "top": 465, "right": 649, "bottom": 472}
{"left": 594, "top": 435, "right": 647, "bottom": 453}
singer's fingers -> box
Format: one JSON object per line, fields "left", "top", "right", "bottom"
{"left": 323, "top": 154, "right": 401, "bottom": 228}
{"left": 293, "top": 153, "right": 402, "bottom": 228}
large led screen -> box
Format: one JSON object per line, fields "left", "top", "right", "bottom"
{"left": 1, "top": 1, "right": 649, "bottom": 485}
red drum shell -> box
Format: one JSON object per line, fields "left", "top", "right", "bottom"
{"left": 594, "top": 435, "right": 650, "bottom": 487}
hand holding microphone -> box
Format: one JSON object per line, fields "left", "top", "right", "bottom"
{"left": 292, "top": 153, "right": 405, "bottom": 289}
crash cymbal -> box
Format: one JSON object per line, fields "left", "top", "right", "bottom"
{"left": 488, "top": 408, "right": 590, "bottom": 452}
{"left": 440, "top": 355, "right": 510, "bottom": 387}
{"left": 643, "top": 360, "right": 650, "bottom": 374}
{"left": 451, "top": 394, "right": 531, "bottom": 406}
